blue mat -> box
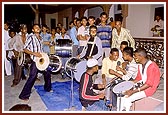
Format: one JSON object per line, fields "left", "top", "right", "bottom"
{"left": 34, "top": 80, "right": 82, "bottom": 111}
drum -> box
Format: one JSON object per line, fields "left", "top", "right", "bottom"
{"left": 48, "top": 55, "right": 62, "bottom": 73}
{"left": 65, "top": 57, "right": 87, "bottom": 82}
{"left": 35, "top": 53, "right": 62, "bottom": 72}
{"left": 17, "top": 52, "right": 32, "bottom": 66}
{"left": 113, "top": 81, "right": 134, "bottom": 94}
{"left": 55, "top": 39, "right": 72, "bottom": 57}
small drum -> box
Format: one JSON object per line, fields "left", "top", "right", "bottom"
{"left": 17, "top": 52, "right": 32, "bottom": 66}
{"left": 113, "top": 81, "right": 134, "bottom": 94}
{"left": 55, "top": 39, "right": 72, "bottom": 57}
{"left": 65, "top": 57, "right": 87, "bottom": 82}
{"left": 35, "top": 53, "right": 62, "bottom": 72}
{"left": 48, "top": 55, "right": 62, "bottom": 73}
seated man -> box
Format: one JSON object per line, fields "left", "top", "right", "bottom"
{"left": 110, "top": 47, "right": 138, "bottom": 81}
{"left": 121, "top": 48, "right": 160, "bottom": 111}
{"left": 102, "top": 48, "right": 123, "bottom": 110}
{"left": 79, "top": 59, "right": 107, "bottom": 111}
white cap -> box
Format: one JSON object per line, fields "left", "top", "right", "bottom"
{"left": 87, "top": 59, "right": 98, "bottom": 67}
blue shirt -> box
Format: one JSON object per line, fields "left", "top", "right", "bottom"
{"left": 69, "top": 26, "right": 79, "bottom": 45}
{"left": 40, "top": 32, "right": 51, "bottom": 54}
{"left": 97, "top": 24, "right": 112, "bottom": 48}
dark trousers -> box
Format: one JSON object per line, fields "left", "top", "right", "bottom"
{"left": 19, "top": 62, "right": 51, "bottom": 100}
{"left": 12, "top": 62, "right": 26, "bottom": 85}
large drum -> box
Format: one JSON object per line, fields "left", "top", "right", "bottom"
{"left": 48, "top": 55, "right": 62, "bottom": 73}
{"left": 65, "top": 57, "right": 87, "bottom": 82}
{"left": 55, "top": 39, "right": 72, "bottom": 57}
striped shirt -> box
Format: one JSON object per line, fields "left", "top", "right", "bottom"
{"left": 24, "top": 34, "right": 43, "bottom": 62}
{"left": 97, "top": 24, "right": 112, "bottom": 48}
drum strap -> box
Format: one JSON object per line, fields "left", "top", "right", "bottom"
{"left": 88, "top": 37, "right": 96, "bottom": 57}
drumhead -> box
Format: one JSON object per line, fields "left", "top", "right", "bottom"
{"left": 65, "top": 57, "right": 87, "bottom": 82}
{"left": 74, "top": 61, "right": 87, "bottom": 82}
{"left": 35, "top": 53, "right": 50, "bottom": 71}
{"left": 48, "top": 55, "right": 62, "bottom": 73}
{"left": 113, "top": 81, "right": 134, "bottom": 93}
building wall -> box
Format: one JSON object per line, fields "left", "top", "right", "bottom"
{"left": 126, "top": 4, "right": 164, "bottom": 37}
{"left": 126, "top": 4, "right": 151, "bottom": 37}
{"left": 45, "top": 13, "right": 58, "bottom": 29}
{"left": 58, "top": 7, "right": 72, "bottom": 29}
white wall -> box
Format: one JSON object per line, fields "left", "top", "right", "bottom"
{"left": 126, "top": 4, "right": 164, "bottom": 37}
{"left": 45, "top": 13, "right": 58, "bottom": 29}
{"left": 126, "top": 4, "right": 151, "bottom": 37}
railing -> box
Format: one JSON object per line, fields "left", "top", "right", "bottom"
{"left": 134, "top": 37, "right": 164, "bottom": 68}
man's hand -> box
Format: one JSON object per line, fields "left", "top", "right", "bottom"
{"left": 98, "top": 93, "right": 105, "bottom": 99}
{"left": 123, "top": 89, "right": 135, "bottom": 97}
{"left": 109, "top": 69, "right": 116, "bottom": 75}
{"left": 116, "top": 66, "right": 122, "bottom": 71}
{"left": 6, "top": 56, "right": 11, "bottom": 61}
{"left": 33, "top": 52, "right": 42, "bottom": 57}
{"left": 98, "top": 84, "right": 105, "bottom": 89}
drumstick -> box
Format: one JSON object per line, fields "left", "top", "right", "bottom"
{"left": 105, "top": 76, "right": 119, "bottom": 88}
{"left": 89, "top": 36, "right": 96, "bottom": 57}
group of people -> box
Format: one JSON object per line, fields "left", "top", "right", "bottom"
{"left": 4, "top": 11, "right": 160, "bottom": 111}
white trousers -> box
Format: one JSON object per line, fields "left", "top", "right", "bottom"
{"left": 4, "top": 50, "right": 12, "bottom": 76}
{"left": 122, "top": 91, "right": 146, "bottom": 111}
{"left": 102, "top": 48, "right": 111, "bottom": 58}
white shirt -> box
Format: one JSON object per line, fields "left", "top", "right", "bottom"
{"left": 153, "top": 19, "right": 164, "bottom": 30}
{"left": 13, "top": 34, "right": 26, "bottom": 52}
{"left": 77, "top": 25, "right": 88, "bottom": 46}
{"left": 4, "top": 29, "right": 10, "bottom": 48}
{"left": 112, "top": 27, "right": 135, "bottom": 49}
{"left": 122, "top": 59, "right": 138, "bottom": 81}
{"left": 6, "top": 38, "right": 15, "bottom": 58}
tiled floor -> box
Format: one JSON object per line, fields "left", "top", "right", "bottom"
{"left": 3, "top": 71, "right": 165, "bottom": 112}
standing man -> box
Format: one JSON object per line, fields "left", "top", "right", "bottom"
{"left": 77, "top": 17, "right": 88, "bottom": 54}
{"left": 79, "top": 58, "right": 107, "bottom": 111}
{"left": 19, "top": 24, "right": 52, "bottom": 101}
{"left": 78, "top": 25, "right": 102, "bottom": 67}
{"left": 4, "top": 22, "right": 12, "bottom": 76}
{"left": 112, "top": 20, "right": 135, "bottom": 50}
{"left": 97, "top": 12, "right": 112, "bottom": 58}
{"left": 69, "top": 20, "right": 79, "bottom": 57}
{"left": 11, "top": 24, "right": 28, "bottom": 87}
{"left": 122, "top": 48, "right": 160, "bottom": 111}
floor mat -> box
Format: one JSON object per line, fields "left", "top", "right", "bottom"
{"left": 34, "top": 80, "right": 82, "bottom": 111}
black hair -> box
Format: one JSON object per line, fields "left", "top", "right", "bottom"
{"left": 42, "top": 24, "right": 48, "bottom": 28}
{"left": 123, "top": 47, "right": 133, "bottom": 57}
{"left": 100, "top": 12, "right": 108, "bottom": 17}
{"left": 81, "top": 16, "right": 88, "bottom": 21}
{"left": 134, "top": 48, "right": 147, "bottom": 58}
{"left": 69, "top": 21, "right": 74, "bottom": 25}
{"left": 8, "top": 29, "right": 16, "bottom": 34}
{"left": 88, "top": 16, "right": 95, "bottom": 20}
{"left": 89, "top": 25, "right": 97, "bottom": 30}
{"left": 121, "top": 41, "right": 128, "bottom": 46}
{"left": 32, "top": 24, "right": 40, "bottom": 29}
{"left": 110, "top": 48, "right": 119, "bottom": 54}
{"left": 9, "top": 104, "right": 31, "bottom": 111}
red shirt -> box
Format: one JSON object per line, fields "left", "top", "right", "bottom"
{"left": 135, "top": 61, "right": 160, "bottom": 96}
